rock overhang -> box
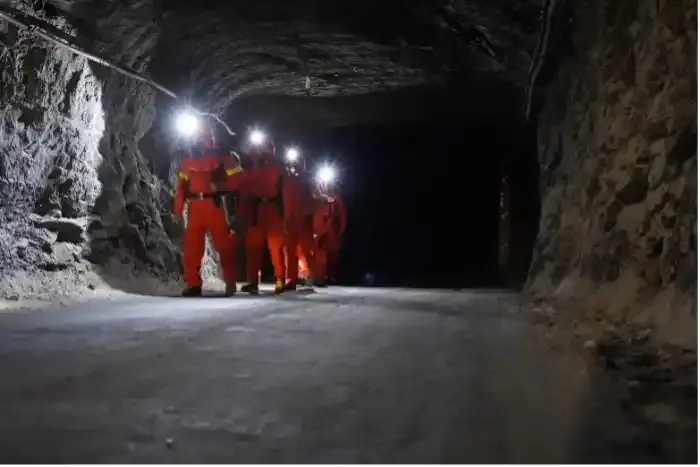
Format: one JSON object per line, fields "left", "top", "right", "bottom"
{"left": 42, "top": 0, "right": 542, "bottom": 121}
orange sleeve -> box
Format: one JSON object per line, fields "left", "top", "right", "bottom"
{"left": 173, "top": 171, "right": 188, "bottom": 216}
{"left": 217, "top": 153, "right": 244, "bottom": 191}
{"left": 221, "top": 168, "right": 245, "bottom": 191}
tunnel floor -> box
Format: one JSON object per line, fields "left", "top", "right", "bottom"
{"left": 0, "top": 287, "right": 694, "bottom": 463}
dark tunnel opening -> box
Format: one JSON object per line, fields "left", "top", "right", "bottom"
{"left": 325, "top": 119, "right": 511, "bottom": 288}
{"left": 201, "top": 109, "right": 531, "bottom": 290}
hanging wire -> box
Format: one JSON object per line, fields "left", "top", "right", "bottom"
{"left": 0, "top": 4, "right": 235, "bottom": 135}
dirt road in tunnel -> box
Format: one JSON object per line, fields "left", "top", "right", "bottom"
{"left": 0, "top": 287, "right": 686, "bottom": 463}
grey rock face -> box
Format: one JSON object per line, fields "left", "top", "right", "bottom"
{"left": 34, "top": 218, "right": 85, "bottom": 244}
{"left": 146, "top": 0, "right": 540, "bottom": 109}
{"left": 527, "top": 0, "right": 697, "bottom": 349}
{"left": 0, "top": 0, "right": 182, "bottom": 298}
{"left": 0, "top": 1, "right": 102, "bottom": 295}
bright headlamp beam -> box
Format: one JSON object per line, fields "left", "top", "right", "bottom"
{"left": 317, "top": 165, "right": 335, "bottom": 184}
{"left": 250, "top": 130, "right": 266, "bottom": 145}
{"left": 286, "top": 148, "right": 299, "bottom": 162}
{"left": 175, "top": 112, "right": 199, "bottom": 137}
{"left": 0, "top": 5, "right": 241, "bottom": 138}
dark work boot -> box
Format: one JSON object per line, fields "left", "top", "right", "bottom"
{"left": 296, "top": 277, "right": 308, "bottom": 287}
{"left": 241, "top": 282, "right": 259, "bottom": 295}
{"left": 283, "top": 280, "right": 297, "bottom": 292}
{"left": 274, "top": 278, "right": 285, "bottom": 295}
{"left": 182, "top": 285, "right": 202, "bottom": 297}
{"left": 314, "top": 278, "right": 328, "bottom": 288}
{"left": 224, "top": 282, "right": 237, "bottom": 297}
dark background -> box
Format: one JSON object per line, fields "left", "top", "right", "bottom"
{"left": 296, "top": 115, "right": 513, "bottom": 288}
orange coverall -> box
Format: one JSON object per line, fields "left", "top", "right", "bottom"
{"left": 298, "top": 182, "right": 320, "bottom": 280}
{"left": 244, "top": 161, "right": 295, "bottom": 286}
{"left": 174, "top": 151, "right": 246, "bottom": 289}
{"left": 313, "top": 192, "right": 347, "bottom": 281}
{"left": 283, "top": 174, "right": 318, "bottom": 284}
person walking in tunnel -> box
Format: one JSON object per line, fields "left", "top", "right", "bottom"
{"left": 281, "top": 148, "right": 316, "bottom": 290}
{"left": 312, "top": 165, "right": 347, "bottom": 287}
{"left": 294, "top": 173, "right": 320, "bottom": 287}
{"left": 241, "top": 131, "right": 295, "bottom": 295}
{"left": 173, "top": 126, "right": 247, "bottom": 297}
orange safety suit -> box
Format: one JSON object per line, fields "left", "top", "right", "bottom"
{"left": 313, "top": 192, "right": 347, "bottom": 281}
{"left": 298, "top": 180, "right": 320, "bottom": 279}
{"left": 244, "top": 160, "right": 296, "bottom": 285}
{"left": 283, "top": 173, "right": 317, "bottom": 283}
{"left": 174, "top": 149, "right": 246, "bottom": 289}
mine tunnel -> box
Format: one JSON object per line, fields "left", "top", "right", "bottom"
{"left": 0, "top": 0, "right": 696, "bottom": 463}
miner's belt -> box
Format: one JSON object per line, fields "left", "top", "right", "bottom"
{"left": 187, "top": 192, "right": 216, "bottom": 200}
{"left": 253, "top": 196, "right": 279, "bottom": 203}
{"left": 186, "top": 191, "right": 238, "bottom": 200}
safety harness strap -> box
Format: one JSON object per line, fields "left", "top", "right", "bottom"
{"left": 186, "top": 189, "right": 240, "bottom": 200}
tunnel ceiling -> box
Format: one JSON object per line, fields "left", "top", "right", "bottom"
{"left": 45, "top": 0, "right": 543, "bottom": 115}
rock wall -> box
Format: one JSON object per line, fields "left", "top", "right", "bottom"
{"left": 0, "top": 1, "right": 183, "bottom": 300}
{"left": 82, "top": 2, "right": 183, "bottom": 294}
{"left": 528, "top": 0, "right": 697, "bottom": 348}
{"left": 0, "top": 3, "right": 104, "bottom": 299}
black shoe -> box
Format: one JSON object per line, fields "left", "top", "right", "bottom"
{"left": 284, "top": 281, "right": 297, "bottom": 291}
{"left": 241, "top": 282, "right": 259, "bottom": 295}
{"left": 182, "top": 286, "right": 202, "bottom": 297}
{"left": 224, "top": 282, "right": 237, "bottom": 297}
{"left": 315, "top": 279, "right": 328, "bottom": 288}
{"left": 296, "top": 277, "right": 308, "bottom": 287}
{"left": 274, "top": 278, "right": 285, "bottom": 295}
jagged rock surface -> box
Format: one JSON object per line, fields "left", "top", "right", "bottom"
{"left": 0, "top": 0, "right": 183, "bottom": 299}
{"left": 148, "top": 0, "right": 541, "bottom": 111}
{"left": 0, "top": 2, "right": 103, "bottom": 299}
{"left": 527, "top": 0, "right": 697, "bottom": 349}
{"left": 83, "top": 1, "right": 184, "bottom": 293}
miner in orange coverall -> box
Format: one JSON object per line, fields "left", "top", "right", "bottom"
{"left": 282, "top": 168, "right": 317, "bottom": 290}
{"left": 313, "top": 190, "right": 347, "bottom": 287}
{"left": 173, "top": 130, "right": 247, "bottom": 297}
{"left": 296, "top": 174, "right": 320, "bottom": 286}
{"left": 241, "top": 138, "right": 297, "bottom": 295}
